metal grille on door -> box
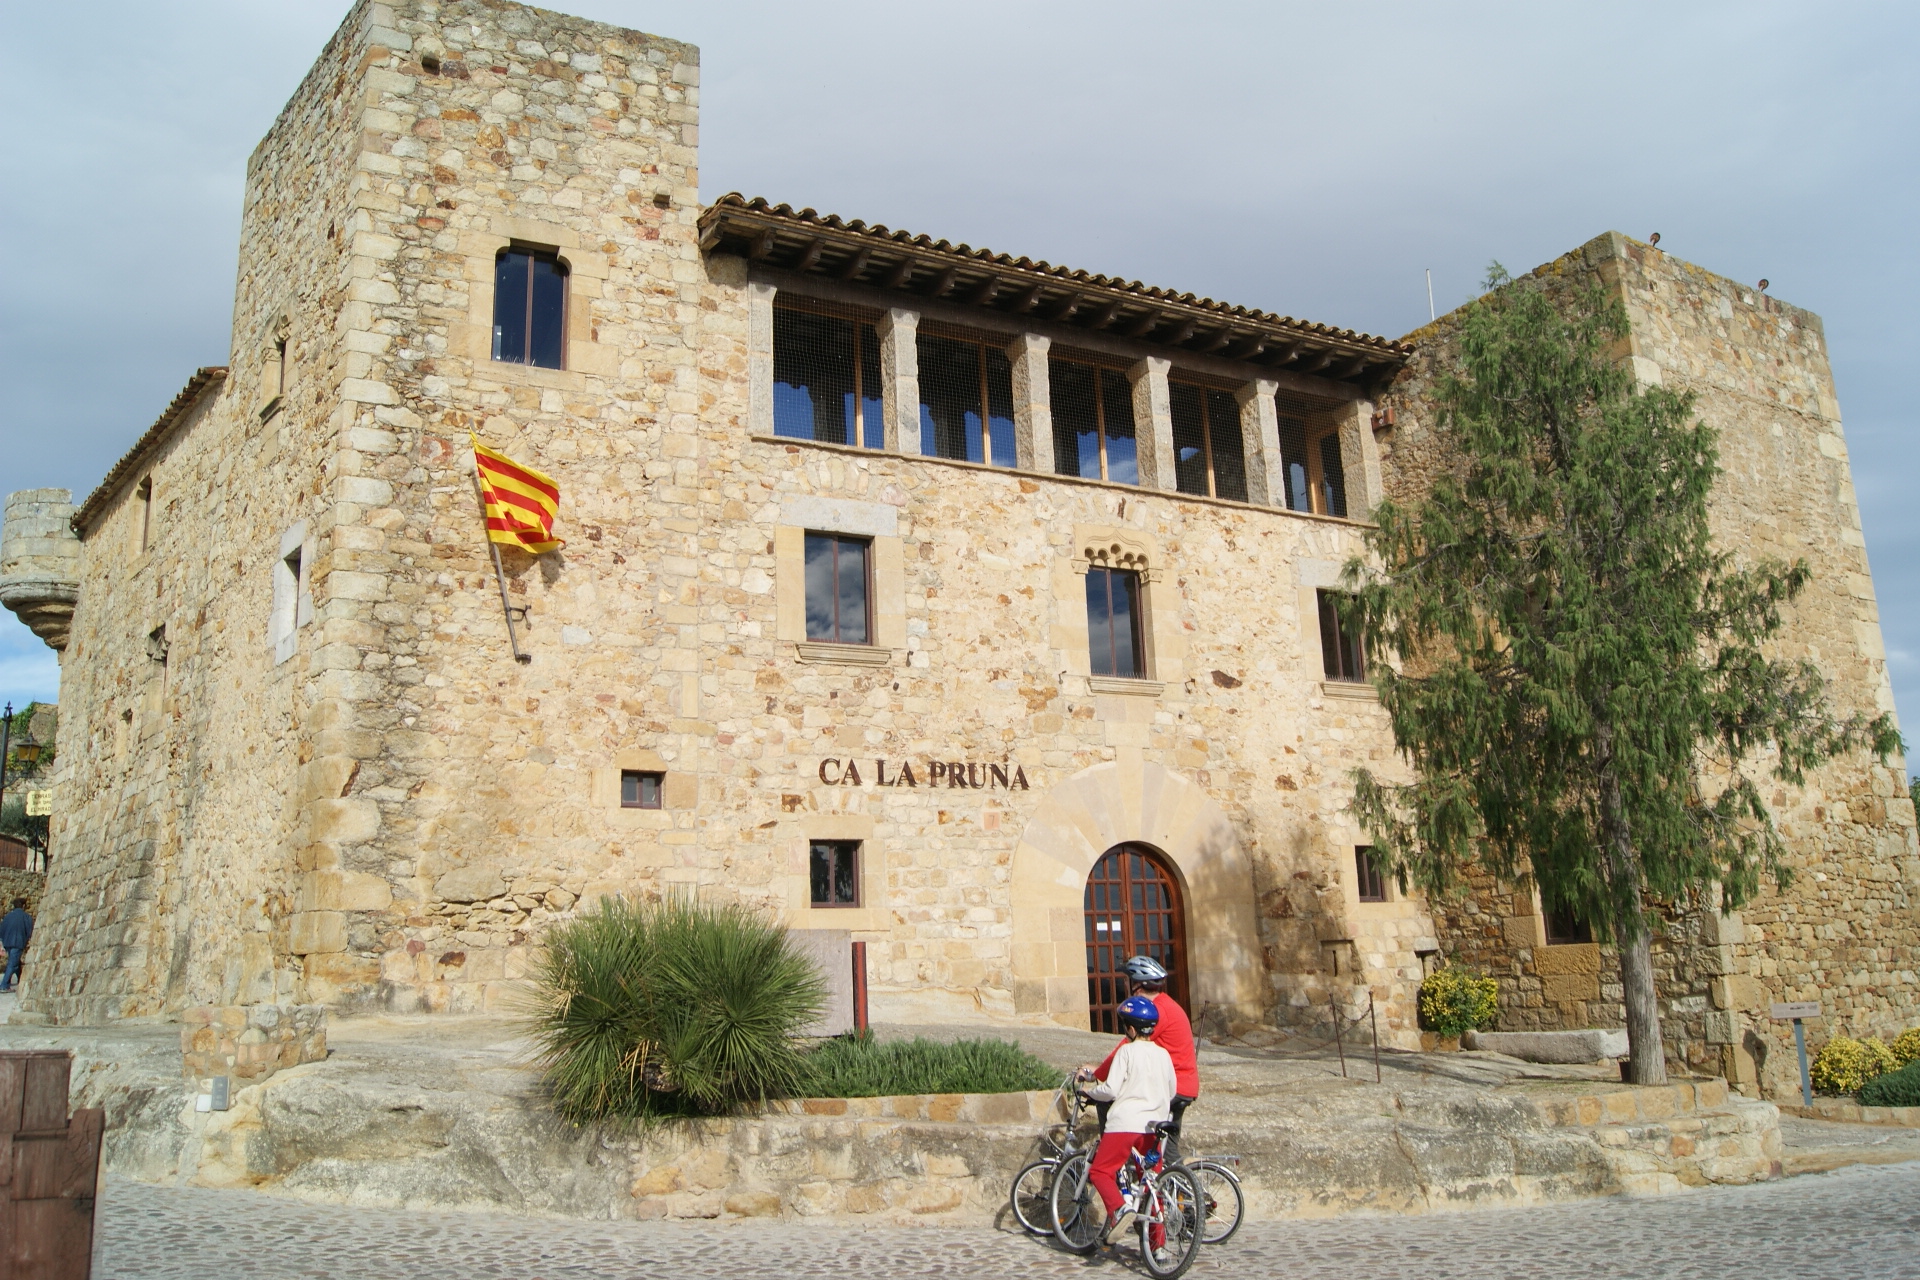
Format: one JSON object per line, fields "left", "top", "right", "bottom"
{"left": 1083, "top": 844, "right": 1189, "bottom": 1034}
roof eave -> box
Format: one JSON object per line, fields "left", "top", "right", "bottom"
{"left": 71, "top": 367, "right": 228, "bottom": 537}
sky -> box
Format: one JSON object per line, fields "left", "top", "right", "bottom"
{"left": 1, "top": 1, "right": 1916, "bottom": 748}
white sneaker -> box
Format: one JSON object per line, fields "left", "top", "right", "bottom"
{"left": 1101, "top": 1209, "right": 1136, "bottom": 1244}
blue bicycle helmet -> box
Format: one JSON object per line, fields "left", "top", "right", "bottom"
{"left": 1122, "top": 955, "right": 1169, "bottom": 984}
{"left": 1117, "top": 995, "right": 1161, "bottom": 1034}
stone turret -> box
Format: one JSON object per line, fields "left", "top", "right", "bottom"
{"left": 0, "top": 489, "right": 81, "bottom": 652}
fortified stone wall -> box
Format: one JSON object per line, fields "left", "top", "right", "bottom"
{"left": 1379, "top": 234, "right": 1919, "bottom": 1094}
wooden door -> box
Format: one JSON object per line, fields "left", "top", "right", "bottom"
{"left": 1084, "top": 844, "right": 1189, "bottom": 1034}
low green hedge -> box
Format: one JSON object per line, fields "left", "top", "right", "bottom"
{"left": 799, "top": 1032, "right": 1060, "bottom": 1098}
{"left": 1858, "top": 1060, "right": 1920, "bottom": 1109}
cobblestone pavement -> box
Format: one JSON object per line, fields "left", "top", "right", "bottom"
{"left": 95, "top": 1161, "right": 1920, "bottom": 1280}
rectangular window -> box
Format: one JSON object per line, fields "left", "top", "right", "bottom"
{"left": 1318, "top": 589, "right": 1365, "bottom": 682}
{"left": 809, "top": 839, "right": 861, "bottom": 907}
{"left": 1544, "top": 905, "right": 1593, "bottom": 945}
{"left": 772, "top": 302, "right": 885, "bottom": 448}
{"left": 271, "top": 545, "right": 301, "bottom": 663}
{"left": 1049, "top": 359, "right": 1138, "bottom": 484}
{"left": 1086, "top": 567, "right": 1144, "bottom": 679}
{"left": 918, "top": 332, "right": 1015, "bottom": 467}
{"left": 1168, "top": 383, "right": 1248, "bottom": 502}
{"left": 1276, "top": 391, "right": 1349, "bottom": 517}
{"left": 492, "top": 247, "right": 568, "bottom": 369}
{"left": 620, "top": 770, "right": 664, "bottom": 810}
{"left": 804, "top": 532, "right": 871, "bottom": 645}
{"left": 1355, "top": 846, "right": 1388, "bottom": 903}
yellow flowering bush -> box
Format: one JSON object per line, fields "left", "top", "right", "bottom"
{"left": 1418, "top": 967, "right": 1499, "bottom": 1038}
{"left": 1889, "top": 1028, "right": 1920, "bottom": 1068}
{"left": 1809, "top": 1036, "right": 1898, "bottom": 1096}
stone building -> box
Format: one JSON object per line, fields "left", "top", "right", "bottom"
{"left": 2, "top": 0, "right": 1912, "bottom": 1098}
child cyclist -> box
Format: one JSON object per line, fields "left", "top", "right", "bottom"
{"left": 1076, "top": 994, "right": 1178, "bottom": 1254}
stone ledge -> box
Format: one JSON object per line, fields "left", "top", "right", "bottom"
{"left": 1466, "top": 1027, "right": 1625, "bottom": 1062}
{"left": 1087, "top": 676, "right": 1164, "bottom": 697}
{"left": 1783, "top": 1098, "right": 1920, "bottom": 1128}
{"left": 1531, "top": 1078, "right": 1732, "bottom": 1128}
{"left": 795, "top": 641, "right": 893, "bottom": 667}
{"left": 760, "top": 1088, "right": 1056, "bottom": 1124}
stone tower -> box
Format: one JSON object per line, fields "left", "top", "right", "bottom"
{"left": 0, "top": 489, "right": 81, "bottom": 652}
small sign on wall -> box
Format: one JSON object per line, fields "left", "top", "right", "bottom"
{"left": 1769, "top": 1001, "right": 1821, "bottom": 1020}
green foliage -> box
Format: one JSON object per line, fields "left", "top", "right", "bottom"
{"left": 1343, "top": 260, "right": 1900, "bottom": 1072}
{"left": 1859, "top": 1059, "right": 1920, "bottom": 1108}
{"left": 798, "top": 1032, "right": 1059, "bottom": 1098}
{"left": 1418, "top": 967, "right": 1499, "bottom": 1038}
{"left": 1889, "top": 1028, "right": 1920, "bottom": 1068}
{"left": 528, "top": 896, "right": 825, "bottom": 1123}
{"left": 1810, "top": 1036, "right": 1898, "bottom": 1096}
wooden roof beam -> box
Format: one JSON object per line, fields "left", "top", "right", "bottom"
{"left": 795, "top": 237, "right": 827, "bottom": 273}
{"left": 748, "top": 227, "right": 778, "bottom": 261}
{"left": 1123, "top": 312, "right": 1165, "bottom": 339}
{"left": 882, "top": 257, "right": 917, "bottom": 289}
{"left": 837, "top": 243, "right": 874, "bottom": 280}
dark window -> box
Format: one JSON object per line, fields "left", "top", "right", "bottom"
{"left": 918, "top": 333, "right": 1015, "bottom": 466}
{"left": 809, "top": 840, "right": 861, "bottom": 907}
{"left": 134, "top": 476, "right": 153, "bottom": 555}
{"left": 804, "top": 533, "right": 870, "bottom": 645}
{"left": 492, "top": 248, "right": 568, "bottom": 369}
{"left": 1355, "top": 846, "right": 1387, "bottom": 903}
{"left": 1168, "top": 383, "right": 1247, "bottom": 501}
{"left": 621, "top": 770, "right": 663, "bottom": 809}
{"left": 772, "top": 303, "right": 884, "bottom": 447}
{"left": 1544, "top": 905, "right": 1593, "bottom": 945}
{"left": 1274, "top": 390, "right": 1349, "bottom": 516}
{"left": 1086, "top": 567, "right": 1144, "bottom": 679}
{"left": 1318, "top": 433, "right": 1348, "bottom": 518}
{"left": 1318, "top": 589, "right": 1365, "bottom": 682}
{"left": 1049, "top": 359, "right": 1138, "bottom": 484}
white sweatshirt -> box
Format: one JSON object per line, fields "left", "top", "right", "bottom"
{"left": 1085, "top": 1036, "right": 1177, "bottom": 1134}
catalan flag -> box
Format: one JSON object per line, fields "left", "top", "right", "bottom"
{"left": 472, "top": 435, "right": 564, "bottom": 554}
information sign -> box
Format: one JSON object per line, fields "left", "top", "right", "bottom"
{"left": 1770, "top": 1001, "right": 1821, "bottom": 1020}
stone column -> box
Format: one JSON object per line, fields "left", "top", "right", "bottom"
{"left": 1235, "top": 379, "right": 1282, "bottom": 507}
{"left": 1337, "top": 398, "right": 1384, "bottom": 522}
{"left": 880, "top": 308, "right": 922, "bottom": 455}
{"left": 1128, "top": 357, "right": 1176, "bottom": 491}
{"left": 1007, "top": 333, "right": 1052, "bottom": 473}
{"left": 746, "top": 281, "right": 777, "bottom": 437}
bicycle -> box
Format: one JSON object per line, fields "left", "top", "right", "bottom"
{"left": 1158, "top": 1105, "right": 1245, "bottom": 1245}
{"left": 1049, "top": 1116, "right": 1204, "bottom": 1278}
{"left": 1007, "top": 1074, "right": 1095, "bottom": 1235}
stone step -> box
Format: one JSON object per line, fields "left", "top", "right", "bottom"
{"left": 1533, "top": 1078, "right": 1732, "bottom": 1128}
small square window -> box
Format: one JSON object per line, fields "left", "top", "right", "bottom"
{"left": 1544, "top": 905, "right": 1592, "bottom": 945}
{"left": 621, "top": 770, "right": 663, "bottom": 809}
{"left": 1355, "top": 846, "right": 1387, "bottom": 903}
{"left": 809, "top": 840, "right": 860, "bottom": 907}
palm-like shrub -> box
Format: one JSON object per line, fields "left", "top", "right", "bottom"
{"left": 529, "top": 896, "right": 825, "bottom": 1122}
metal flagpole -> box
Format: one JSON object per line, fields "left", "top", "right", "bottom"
{"left": 473, "top": 470, "right": 532, "bottom": 665}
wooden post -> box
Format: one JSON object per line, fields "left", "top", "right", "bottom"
{"left": 1, "top": 1050, "right": 103, "bottom": 1280}
{"left": 851, "top": 940, "right": 869, "bottom": 1034}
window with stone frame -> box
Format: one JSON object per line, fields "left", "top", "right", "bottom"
{"left": 809, "top": 839, "right": 861, "bottom": 907}
{"left": 1318, "top": 589, "right": 1365, "bottom": 682}
{"left": 917, "top": 329, "right": 1015, "bottom": 467}
{"left": 804, "top": 532, "right": 872, "bottom": 645}
{"left": 1355, "top": 846, "right": 1388, "bottom": 903}
{"left": 1086, "top": 566, "right": 1145, "bottom": 679}
{"left": 1168, "top": 381, "right": 1248, "bottom": 502}
{"left": 621, "top": 770, "right": 664, "bottom": 810}
{"left": 772, "top": 300, "right": 885, "bottom": 448}
{"left": 492, "top": 246, "right": 569, "bottom": 369}
{"left": 1049, "top": 357, "right": 1138, "bottom": 484}
{"left": 133, "top": 477, "right": 153, "bottom": 557}
{"left": 1275, "top": 390, "right": 1349, "bottom": 517}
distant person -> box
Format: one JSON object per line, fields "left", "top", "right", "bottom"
{"left": 0, "top": 897, "right": 31, "bottom": 993}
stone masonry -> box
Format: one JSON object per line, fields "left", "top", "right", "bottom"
{"left": 1, "top": 1, "right": 1911, "bottom": 1107}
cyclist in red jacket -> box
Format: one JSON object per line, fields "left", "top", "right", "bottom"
{"left": 1085, "top": 956, "right": 1199, "bottom": 1140}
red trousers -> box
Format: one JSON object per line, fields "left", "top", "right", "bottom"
{"left": 1088, "top": 1131, "right": 1165, "bottom": 1249}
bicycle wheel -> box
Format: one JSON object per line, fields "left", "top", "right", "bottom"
{"left": 1049, "top": 1152, "right": 1100, "bottom": 1254}
{"left": 1010, "top": 1158, "right": 1058, "bottom": 1235}
{"left": 1187, "top": 1160, "right": 1244, "bottom": 1244}
{"left": 1138, "top": 1166, "right": 1203, "bottom": 1279}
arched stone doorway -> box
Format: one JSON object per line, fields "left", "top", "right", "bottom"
{"left": 1010, "top": 759, "right": 1263, "bottom": 1028}
{"left": 1085, "top": 843, "right": 1190, "bottom": 1033}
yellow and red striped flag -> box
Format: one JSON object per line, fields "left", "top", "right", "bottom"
{"left": 471, "top": 435, "right": 564, "bottom": 554}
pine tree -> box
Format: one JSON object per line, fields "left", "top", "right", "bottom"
{"left": 1347, "top": 265, "right": 1901, "bottom": 1084}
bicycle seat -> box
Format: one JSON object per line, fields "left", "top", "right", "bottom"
{"left": 1150, "top": 1119, "right": 1179, "bottom": 1136}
